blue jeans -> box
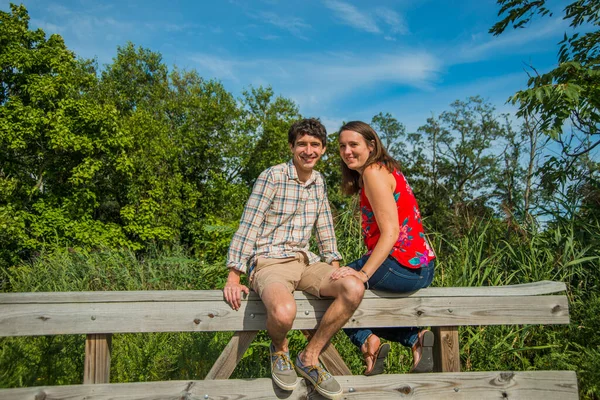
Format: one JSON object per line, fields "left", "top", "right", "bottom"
{"left": 344, "top": 255, "right": 435, "bottom": 349}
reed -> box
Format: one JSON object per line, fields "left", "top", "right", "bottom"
{"left": 1, "top": 215, "right": 598, "bottom": 398}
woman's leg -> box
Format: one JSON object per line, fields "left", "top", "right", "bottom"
{"left": 344, "top": 256, "right": 436, "bottom": 373}
{"left": 367, "top": 259, "right": 435, "bottom": 347}
{"left": 344, "top": 255, "right": 435, "bottom": 348}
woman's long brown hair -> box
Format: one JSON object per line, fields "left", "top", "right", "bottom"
{"left": 339, "top": 121, "right": 400, "bottom": 195}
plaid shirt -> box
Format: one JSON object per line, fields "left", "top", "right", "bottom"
{"left": 227, "top": 160, "right": 342, "bottom": 274}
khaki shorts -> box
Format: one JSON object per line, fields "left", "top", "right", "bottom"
{"left": 250, "top": 253, "right": 337, "bottom": 298}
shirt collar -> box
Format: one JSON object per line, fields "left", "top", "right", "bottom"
{"left": 286, "top": 159, "right": 318, "bottom": 186}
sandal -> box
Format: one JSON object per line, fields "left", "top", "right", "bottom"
{"left": 363, "top": 342, "right": 390, "bottom": 376}
{"left": 410, "top": 329, "right": 434, "bottom": 373}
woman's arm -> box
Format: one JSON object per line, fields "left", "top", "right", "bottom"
{"left": 359, "top": 165, "right": 400, "bottom": 279}
{"left": 330, "top": 164, "right": 399, "bottom": 284}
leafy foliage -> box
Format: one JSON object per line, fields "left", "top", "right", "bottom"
{"left": 0, "top": 4, "right": 599, "bottom": 398}
{"left": 491, "top": 0, "right": 600, "bottom": 157}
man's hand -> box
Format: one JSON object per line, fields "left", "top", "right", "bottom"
{"left": 223, "top": 269, "right": 250, "bottom": 311}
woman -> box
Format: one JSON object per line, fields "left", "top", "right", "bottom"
{"left": 331, "top": 121, "right": 436, "bottom": 376}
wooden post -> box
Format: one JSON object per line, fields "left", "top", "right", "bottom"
{"left": 206, "top": 331, "right": 259, "bottom": 380}
{"left": 432, "top": 326, "right": 460, "bottom": 372}
{"left": 301, "top": 330, "right": 352, "bottom": 376}
{"left": 84, "top": 334, "right": 112, "bottom": 384}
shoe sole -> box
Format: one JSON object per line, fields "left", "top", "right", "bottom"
{"left": 271, "top": 361, "right": 299, "bottom": 391}
{"left": 271, "top": 373, "right": 300, "bottom": 391}
{"left": 364, "top": 343, "right": 390, "bottom": 376}
{"left": 411, "top": 330, "right": 434, "bottom": 373}
{"left": 295, "top": 366, "right": 343, "bottom": 399}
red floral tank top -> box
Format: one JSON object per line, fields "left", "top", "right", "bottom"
{"left": 360, "top": 168, "right": 435, "bottom": 269}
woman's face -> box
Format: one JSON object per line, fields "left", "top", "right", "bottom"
{"left": 339, "top": 130, "right": 374, "bottom": 171}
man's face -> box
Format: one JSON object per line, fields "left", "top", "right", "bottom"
{"left": 289, "top": 134, "right": 326, "bottom": 176}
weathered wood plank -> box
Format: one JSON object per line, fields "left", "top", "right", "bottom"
{"left": 205, "top": 331, "right": 258, "bottom": 380}
{"left": 83, "top": 334, "right": 112, "bottom": 384}
{"left": 0, "top": 281, "right": 567, "bottom": 304}
{"left": 433, "top": 326, "right": 460, "bottom": 372}
{"left": 0, "top": 371, "right": 578, "bottom": 399}
{"left": 0, "top": 295, "right": 569, "bottom": 336}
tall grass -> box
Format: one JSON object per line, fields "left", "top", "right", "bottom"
{"left": 1, "top": 216, "right": 598, "bottom": 398}
{"left": 0, "top": 246, "right": 232, "bottom": 387}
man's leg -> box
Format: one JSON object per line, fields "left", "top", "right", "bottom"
{"left": 260, "top": 282, "right": 297, "bottom": 351}
{"left": 251, "top": 256, "right": 305, "bottom": 391}
{"left": 300, "top": 275, "right": 365, "bottom": 365}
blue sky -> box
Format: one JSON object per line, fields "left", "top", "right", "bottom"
{"left": 3, "top": 0, "right": 571, "bottom": 133}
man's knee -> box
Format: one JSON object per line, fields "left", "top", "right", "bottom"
{"left": 267, "top": 300, "right": 297, "bottom": 329}
{"left": 339, "top": 277, "right": 365, "bottom": 307}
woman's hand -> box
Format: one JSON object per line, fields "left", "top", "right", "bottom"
{"left": 330, "top": 266, "right": 366, "bottom": 282}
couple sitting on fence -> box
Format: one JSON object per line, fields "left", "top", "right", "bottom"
{"left": 223, "top": 118, "right": 436, "bottom": 399}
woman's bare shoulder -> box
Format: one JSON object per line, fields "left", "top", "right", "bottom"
{"left": 363, "top": 163, "right": 391, "bottom": 179}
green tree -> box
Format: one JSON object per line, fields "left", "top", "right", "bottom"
{"left": 97, "top": 43, "right": 182, "bottom": 245}
{"left": 238, "top": 86, "right": 301, "bottom": 185}
{"left": 419, "top": 97, "right": 504, "bottom": 221}
{"left": 0, "top": 4, "right": 134, "bottom": 273}
{"left": 491, "top": 0, "right": 600, "bottom": 157}
{"left": 96, "top": 44, "right": 246, "bottom": 255}
{"left": 371, "top": 112, "right": 406, "bottom": 162}
{"left": 490, "top": 116, "right": 527, "bottom": 233}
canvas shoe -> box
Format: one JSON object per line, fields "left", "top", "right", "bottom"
{"left": 295, "top": 354, "right": 343, "bottom": 399}
{"left": 269, "top": 343, "right": 299, "bottom": 391}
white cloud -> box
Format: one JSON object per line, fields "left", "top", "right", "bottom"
{"left": 323, "top": 1, "right": 410, "bottom": 39}
{"left": 375, "top": 7, "right": 409, "bottom": 35}
{"left": 188, "top": 53, "right": 246, "bottom": 83}
{"left": 30, "top": 19, "right": 66, "bottom": 34}
{"left": 454, "top": 17, "right": 567, "bottom": 64}
{"left": 187, "top": 49, "right": 441, "bottom": 117}
{"left": 261, "top": 34, "right": 280, "bottom": 40}
{"left": 33, "top": 3, "right": 132, "bottom": 44}
{"left": 256, "top": 11, "right": 311, "bottom": 40}
{"left": 323, "top": 0, "right": 381, "bottom": 34}
{"left": 320, "top": 116, "right": 345, "bottom": 134}
{"left": 157, "top": 23, "right": 201, "bottom": 33}
{"left": 358, "top": 72, "right": 527, "bottom": 133}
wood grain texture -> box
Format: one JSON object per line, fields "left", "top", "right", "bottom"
{"left": 83, "top": 334, "right": 112, "bottom": 384}
{"left": 0, "top": 371, "right": 578, "bottom": 400}
{"left": 0, "top": 281, "right": 567, "bottom": 304}
{"left": 0, "top": 295, "right": 569, "bottom": 336}
{"left": 205, "top": 331, "right": 258, "bottom": 380}
{"left": 433, "top": 326, "right": 460, "bottom": 372}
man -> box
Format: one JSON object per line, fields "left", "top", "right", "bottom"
{"left": 224, "top": 118, "right": 364, "bottom": 400}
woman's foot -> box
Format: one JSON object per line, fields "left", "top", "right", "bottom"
{"left": 410, "top": 329, "right": 434, "bottom": 373}
{"left": 361, "top": 334, "right": 390, "bottom": 376}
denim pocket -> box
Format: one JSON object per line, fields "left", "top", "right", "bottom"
{"left": 370, "top": 259, "right": 429, "bottom": 292}
{"left": 388, "top": 265, "right": 423, "bottom": 280}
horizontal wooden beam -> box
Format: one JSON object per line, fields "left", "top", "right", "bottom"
{"left": 0, "top": 294, "right": 569, "bottom": 336}
{"left": 0, "top": 371, "right": 578, "bottom": 400}
{"left": 0, "top": 281, "right": 567, "bottom": 304}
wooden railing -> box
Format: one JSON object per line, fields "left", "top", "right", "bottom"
{"left": 0, "top": 280, "right": 579, "bottom": 399}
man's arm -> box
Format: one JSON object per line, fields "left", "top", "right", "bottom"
{"left": 224, "top": 169, "right": 276, "bottom": 309}
{"left": 226, "top": 169, "right": 276, "bottom": 273}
